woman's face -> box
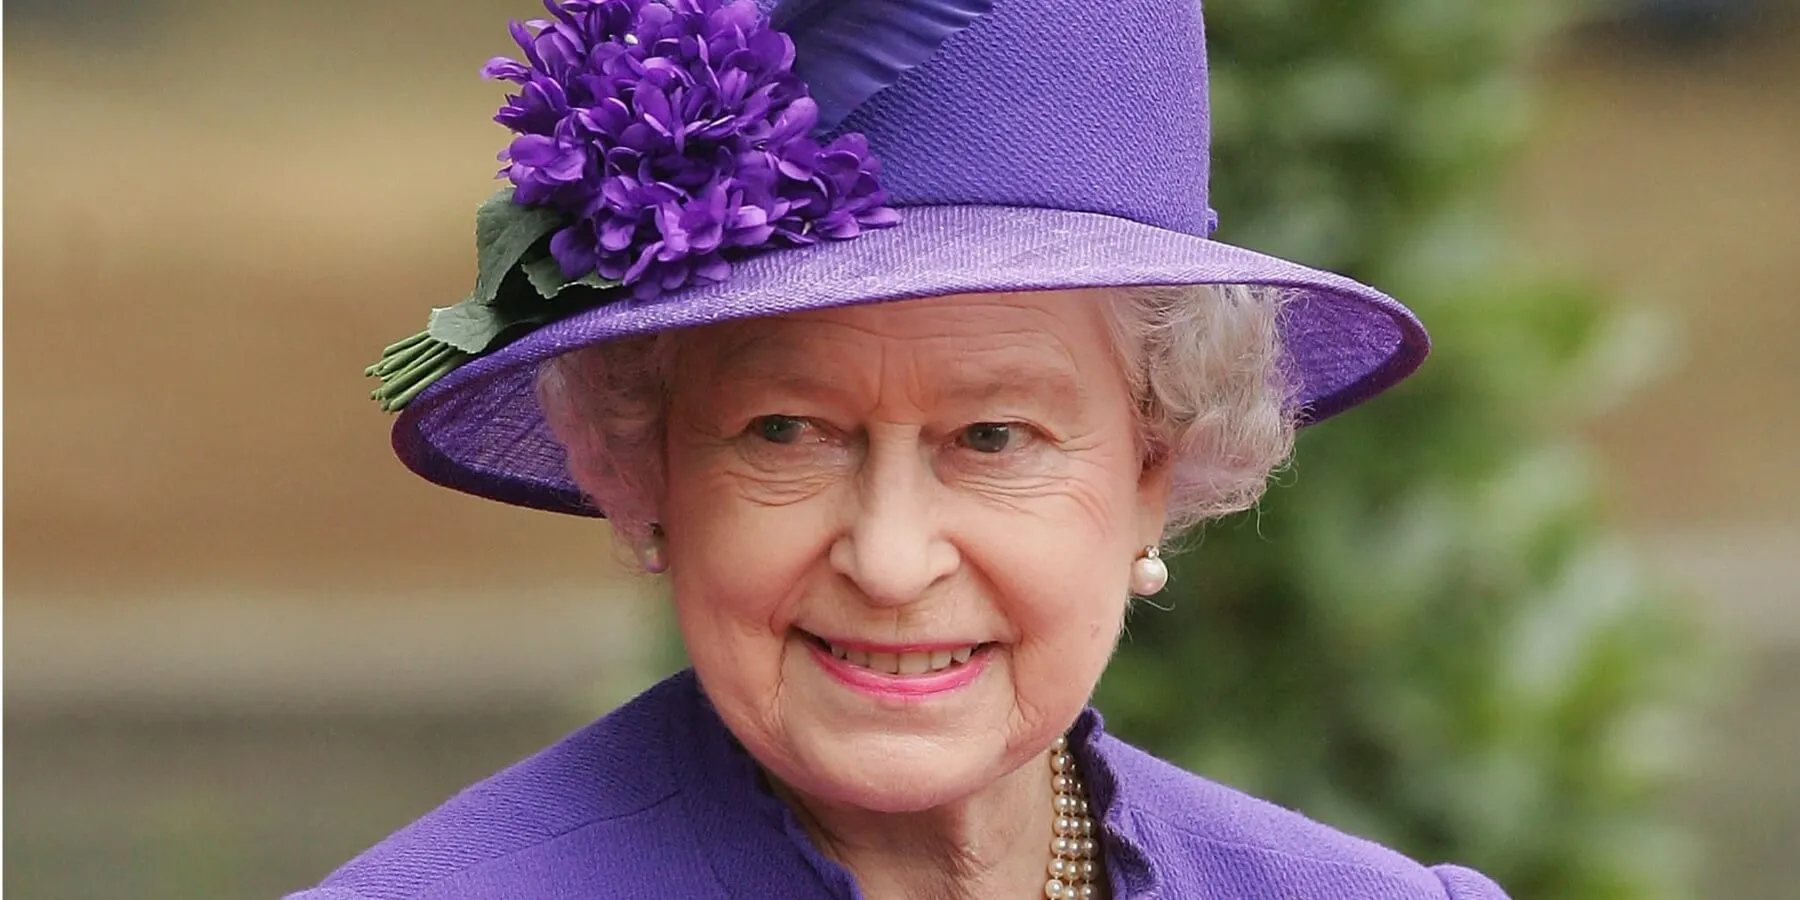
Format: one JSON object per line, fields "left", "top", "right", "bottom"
{"left": 659, "top": 290, "right": 1168, "bottom": 813}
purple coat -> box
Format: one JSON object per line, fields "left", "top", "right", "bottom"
{"left": 288, "top": 671, "right": 1509, "bottom": 899}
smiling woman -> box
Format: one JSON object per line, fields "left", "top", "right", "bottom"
{"left": 290, "top": 0, "right": 1506, "bottom": 898}
{"left": 535, "top": 287, "right": 1284, "bottom": 892}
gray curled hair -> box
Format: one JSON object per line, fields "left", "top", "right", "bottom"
{"left": 536, "top": 285, "right": 1297, "bottom": 553}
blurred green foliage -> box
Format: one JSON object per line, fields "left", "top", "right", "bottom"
{"left": 1096, "top": 3, "right": 1714, "bottom": 899}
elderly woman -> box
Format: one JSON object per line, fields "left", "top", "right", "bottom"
{"left": 297, "top": 0, "right": 1510, "bottom": 898}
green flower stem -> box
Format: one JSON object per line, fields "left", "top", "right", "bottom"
{"left": 380, "top": 331, "right": 433, "bottom": 357}
{"left": 386, "top": 352, "right": 465, "bottom": 410}
{"left": 366, "top": 332, "right": 438, "bottom": 377}
{"left": 387, "top": 343, "right": 458, "bottom": 384}
{"left": 379, "top": 346, "right": 434, "bottom": 383}
{"left": 366, "top": 333, "right": 472, "bottom": 413}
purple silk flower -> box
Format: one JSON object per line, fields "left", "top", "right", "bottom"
{"left": 483, "top": 0, "right": 901, "bottom": 300}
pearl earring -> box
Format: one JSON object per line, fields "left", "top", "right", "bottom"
{"left": 637, "top": 525, "right": 669, "bottom": 574}
{"left": 1130, "top": 545, "right": 1168, "bottom": 596}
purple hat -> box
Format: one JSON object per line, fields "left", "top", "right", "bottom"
{"left": 370, "top": 0, "right": 1429, "bottom": 517}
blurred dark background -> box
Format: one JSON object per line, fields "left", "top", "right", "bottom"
{"left": 5, "top": 0, "right": 1797, "bottom": 897}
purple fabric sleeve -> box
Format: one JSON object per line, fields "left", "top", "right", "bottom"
{"left": 1434, "top": 863, "right": 1514, "bottom": 899}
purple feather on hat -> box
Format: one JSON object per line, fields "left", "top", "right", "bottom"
{"left": 772, "top": 0, "right": 995, "bottom": 130}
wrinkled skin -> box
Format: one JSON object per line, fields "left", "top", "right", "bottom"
{"left": 657, "top": 289, "right": 1169, "bottom": 898}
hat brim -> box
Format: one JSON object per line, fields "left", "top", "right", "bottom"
{"left": 393, "top": 204, "right": 1427, "bottom": 516}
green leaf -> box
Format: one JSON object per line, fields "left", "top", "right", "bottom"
{"left": 425, "top": 282, "right": 555, "bottom": 355}
{"left": 421, "top": 191, "right": 618, "bottom": 355}
{"left": 522, "top": 249, "right": 623, "bottom": 299}
{"left": 362, "top": 192, "right": 624, "bottom": 412}
{"left": 426, "top": 296, "right": 514, "bottom": 354}
{"left": 470, "top": 188, "right": 565, "bottom": 306}
{"left": 426, "top": 251, "right": 621, "bottom": 354}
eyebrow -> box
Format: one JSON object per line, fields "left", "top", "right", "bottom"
{"left": 929, "top": 362, "right": 1088, "bottom": 411}
{"left": 708, "top": 336, "right": 864, "bottom": 398}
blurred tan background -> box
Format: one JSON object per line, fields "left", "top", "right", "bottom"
{"left": 5, "top": 1, "right": 1798, "bottom": 897}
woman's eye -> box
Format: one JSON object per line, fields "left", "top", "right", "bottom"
{"left": 751, "top": 415, "right": 809, "bottom": 445}
{"left": 958, "top": 422, "right": 1019, "bottom": 454}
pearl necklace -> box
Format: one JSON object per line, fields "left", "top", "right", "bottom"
{"left": 1045, "top": 736, "right": 1099, "bottom": 899}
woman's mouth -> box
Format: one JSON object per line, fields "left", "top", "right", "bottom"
{"left": 800, "top": 632, "right": 992, "bottom": 677}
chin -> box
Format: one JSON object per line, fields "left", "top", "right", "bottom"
{"left": 798, "top": 743, "right": 994, "bottom": 814}
{"left": 703, "top": 648, "right": 1043, "bottom": 814}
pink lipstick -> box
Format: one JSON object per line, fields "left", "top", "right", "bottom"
{"left": 803, "top": 637, "right": 991, "bottom": 699}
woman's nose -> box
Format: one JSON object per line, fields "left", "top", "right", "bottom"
{"left": 827, "top": 438, "right": 958, "bottom": 607}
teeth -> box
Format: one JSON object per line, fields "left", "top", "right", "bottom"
{"left": 824, "top": 642, "right": 981, "bottom": 675}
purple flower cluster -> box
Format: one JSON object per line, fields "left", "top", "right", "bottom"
{"left": 484, "top": 0, "right": 901, "bottom": 300}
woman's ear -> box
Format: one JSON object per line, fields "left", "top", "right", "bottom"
{"left": 634, "top": 523, "right": 670, "bottom": 574}
{"left": 1135, "top": 453, "right": 1174, "bottom": 546}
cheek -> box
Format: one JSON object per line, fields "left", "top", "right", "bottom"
{"left": 958, "top": 452, "right": 1140, "bottom": 690}
{"left": 988, "top": 531, "right": 1131, "bottom": 727}
{"left": 661, "top": 450, "right": 838, "bottom": 687}
{"left": 991, "top": 530, "right": 1131, "bottom": 648}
